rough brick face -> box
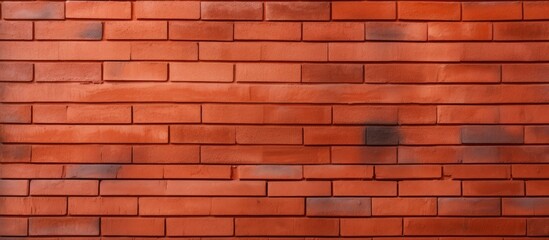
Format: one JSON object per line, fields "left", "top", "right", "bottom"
{"left": 0, "top": 0, "right": 548, "bottom": 238}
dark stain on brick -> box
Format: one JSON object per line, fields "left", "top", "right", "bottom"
{"left": 80, "top": 23, "right": 103, "bottom": 40}
{"left": 64, "top": 164, "right": 121, "bottom": 178}
{"left": 366, "top": 126, "right": 399, "bottom": 146}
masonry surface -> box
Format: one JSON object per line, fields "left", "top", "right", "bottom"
{"left": 0, "top": 0, "right": 548, "bottom": 238}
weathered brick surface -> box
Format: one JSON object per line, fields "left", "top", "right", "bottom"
{"left": 0, "top": 0, "right": 547, "bottom": 238}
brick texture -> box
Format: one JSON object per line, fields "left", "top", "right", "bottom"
{"left": 0, "top": 0, "right": 547, "bottom": 238}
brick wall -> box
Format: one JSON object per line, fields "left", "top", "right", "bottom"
{"left": 0, "top": 0, "right": 548, "bottom": 238}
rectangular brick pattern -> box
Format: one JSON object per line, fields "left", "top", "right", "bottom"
{"left": 0, "top": 0, "right": 548, "bottom": 238}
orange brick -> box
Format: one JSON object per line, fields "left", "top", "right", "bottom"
{"left": 330, "top": 42, "right": 462, "bottom": 62}
{"left": 265, "top": 2, "right": 329, "bottom": 21}
{"left": 164, "top": 165, "right": 232, "bottom": 179}
{"left": 59, "top": 42, "right": 130, "bottom": 60}
{"left": 201, "top": 1, "right": 263, "bottom": 20}
{"left": 333, "top": 106, "right": 397, "bottom": 124}
{"left": 135, "top": 1, "right": 200, "bottom": 19}
{"left": 0, "top": 145, "right": 31, "bottom": 163}
{"left": 332, "top": 1, "right": 396, "bottom": 20}
{"left": 375, "top": 165, "right": 441, "bottom": 179}
{"left": 444, "top": 165, "right": 511, "bottom": 179}
{"left": 462, "top": 2, "right": 522, "bottom": 21}
{"left": 399, "top": 126, "right": 461, "bottom": 145}
{"left": 105, "top": 21, "right": 167, "bottom": 40}
{"left": 399, "top": 106, "right": 437, "bottom": 124}
{"left": 404, "top": 218, "right": 525, "bottom": 236}
{"left": 104, "top": 62, "right": 167, "bottom": 81}
{"left": 0, "top": 180, "right": 28, "bottom": 196}
{"left": 66, "top": 1, "right": 131, "bottom": 19}
{"left": 33, "top": 104, "right": 131, "bottom": 124}
{"left": 462, "top": 42, "right": 549, "bottom": 62}
{"left": 398, "top": 2, "right": 460, "bottom": 20}
{"left": 0, "top": 63, "right": 33, "bottom": 81}
{"left": 100, "top": 180, "right": 265, "bottom": 196}
{"left": 32, "top": 145, "right": 131, "bottom": 163}
{"left": 428, "top": 22, "right": 492, "bottom": 41}
{"left": 30, "top": 217, "right": 99, "bottom": 236}
{"left": 304, "top": 126, "right": 366, "bottom": 145}
{"left": 365, "top": 22, "right": 427, "bottom": 41}
{"left": 524, "top": 1, "right": 549, "bottom": 20}
{"left": 0, "top": 105, "right": 31, "bottom": 123}
{"left": 268, "top": 181, "right": 330, "bottom": 196}
{"left": 211, "top": 197, "right": 304, "bottom": 215}
{"left": 438, "top": 198, "right": 501, "bottom": 216}
{"left": 235, "top": 63, "right": 301, "bottom": 83}
{"left": 2, "top": 1, "right": 64, "bottom": 19}
{"left": 332, "top": 146, "right": 397, "bottom": 164}
{"left": 171, "top": 125, "right": 235, "bottom": 144}
{"left": 372, "top": 198, "right": 436, "bottom": 216}
{"left": 30, "top": 180, "right": 98, "bottom": 196}
{"left": 0, "top": 42, "right": 59, "bottom": 60}
{"left": 68, "top": 197, "right": 137, "bottom": 215}
{"left": 0, "top": 22, "right": 32, "bottom": 40}
{"left": 261, "top": 42, "right": 328, "bottom": 62}
{"left": 527, "top": 180, "right": 549, "bottom": 196}
{"left": 239, "top": 165, "right": 302, "bottom": 180}
{"left": 202, "top": 146, "right": 329, "bottom": 164}
{"left": 0, "top": 164, "right": 63, "bottom": 178}
{"left": 131, "top": 42, "right": 197, "bottom": 60}
{"left": 133, "top": 145, "right": 199, "bottom": 164}
{"left": 495, "top": 22, "right": 549, "bottom": 41}
{"left": 203, "top": 104, "right": 331, "bottom": 124}
{"left": 333, "top": 181, "right": 397, "bottom": 196}
{"left": 139, "top": 197, "right": 211, "bottom": 215}
{"left": 167, "top": 218, "right": 233, "bottom": 236}
{"left": 0, "top": 218, "right": 27, "bottom": 236}
{"left": 304, "top": 165, "right": 373, "bottom": 179}
{"left": 512, "top": 165, "right": 549, "bottom": 179}
{"left": 302, "top": 64, "right": 363, "bottom": 83}
{"left": 35, "top": 63, "right": 102, "bottom": 82}
{"left": 199, "top": 42, "right": 261, "bottom": 61}
{"left": 236, "top": 126, "right": 302, "bottom": 144}
{"left": 235, "top": 22, "right": 301, "bottom": 41}
{"left": 35, "top": 21, "right": 102, "bottom": 40}
{"left": 365, "top": 64, "right": 500, "bottom": 83}
{"left": 133, "top": 104, "right": 200, "bottom": 123}
{"left": 341, "top": 218, "right": 402, "bottom": 236}
{"left": 307, "top": 197, "right": 371, "bottom": 216}
{"left": 303, "top": 22, "right": 364, "bottom": 41}
{"left": 503, "top": 64, "right": 549, "bottom": 83}
{"left": 0, "top": 197, "right": 66, "bottom": 215}
{"left": 399, "top": 180, "right": 461, "bottom": 196}
{"left": 235, "top": 218, "right": 339, "bottom": 236}
{"left": 102, "top": 218, "right": 164, "bottom": 236}
{"left": 170, "top": 62, "right": 233, "bottom": 82}
{"left": 170, "top": 22, "right": 233, "bottom": 41}
{"left": 463, "top": 181, "right": 525, "bottom": 196}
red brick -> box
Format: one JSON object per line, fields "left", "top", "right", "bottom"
{"left": 372, "top": 198, "right": 436, "bottom": 216}
{"left": 32, "top": 145, "right": 131, "bottom": 163}
{"left": 35, "top": 63, "right": 102, "bottom": 82}
{"left": 0, "top": 22, "right": 32, "bottom": 40}
{"left": 133, "top": 104, "right": 200, "bottom": 123}
{"left": 200, "top": 42, "right": 328, "bottom": 62}
{"left": 333, "top": 181, "right": 397, "bottom": 196}
{"left": 105, "top": 21, "right": 167, "bottom": 40}
{"left": 366, "top": 22, "right": 427, "bottom": 41}
{"left": 212, "top": 197, "right": 304, "bottom": 215}
{"left": 1, "top": 125, "right": 168, "bottom": 143}
{"left": 332, "top": 146, "right": 397, "bottom": 164}
{"left": 0, "top": 180, "right": 28, "bottom": 196}
{"left": 235, "top": 63, "right": 301, "bottom": 83}
{"left": 461, "top": 126, "right": 524, "bottom": 144}
{"left": 30, "top": 217, "right": 98, "bottom": 236}
{"left": 201, "top": 1, "right": 263, "bottom": 20}
{"left": 268, "top": 181, "right": 330, "bottom": 196}
{"left": 438, "top": 106, "right": 499, "bottom": 124}
{"left": 332, "top": 1, "right": 396, "bottom": 20}
{"left": 495, "top": 22, "right": 549, "bottom": 41}
{"left": 100, "top": 180, "right": 265, "bottom": 196}
{"left": 0, "top": 197, "right": 66, "bottom": 215}
{"left": 463, "top": 181, "right": 524, "bottom": 196}
{"left": 524, "top": 1, "right": 549, "bottom": 20}
{"left": 35, "top": 21, "right": 102, "bottom": 40}
{"left": 2, "top": 1, "right": 64, "bottom": 19}
{"left": 330, "top": 43, "right": 462, "bottom": 62}
{"left": 302, "top": 64, "right": 363, "bottom": 83}
{"left": 170, "top": 22, "right": 233, "bottom": 41}
{"left": 265, "top": 2, "right": 329, "bottom": 21}
{"left": 462, "top": 2, "right": 522, "bottom": 21}
{"left": 203, "top": 104, "right": 331, "bottom": 124}
{"left": 133, "top": 145, "right": 199, "bottom": 164}
{"left": 399, "top": 106, "right": 437, "bottom": 124}
{"left": 341, "top": 218, "right": 402, "bottom": 236}
{"left": 526, "top": 181, "right": 549, "bottom": 196}
{"left": 170, "top": 62, "right": 233, "bottom": 82}
{"left": 135, "top": 1, "right": 200, "bottom": 19}
{"left": 68, "top": 197, "right": 137, "bottom": 215}
{"left": 303, "top": 22, "right": 364, "bottom": 41}
{"left": 235, "top": 22, "right": 301, "bottom": 41}
{"left": 0, "top": 218, "right": 27, "bottom": 236}
{"left": 404, "top": 218, "right": 525, "bottom": 236}
{"left": 102, "top": 218, "right": 164, "bottom": 236}
{"left": 528, "top": 218, "right": 549, "bottom": 236}
{"left": 304, "top": 127, "right": 366, "bottom": 145}
{"left": 66, "top": 1, "right": 131, "bottom": 19}
{"left": 365, "top": 64, "right": 500, "bottom": 83}
{"left": 171, "top": 125, "right": 235, "bottom": 144}
{"left": 512, "top": 165, "right": 549, "bottom": 179}
{"left": 164, "top": 165, "right": 231, "bottom": 179}
{"left": 0, "top": 164, "right": 63, "bottom": 178}
{"left": 0, "top": 145, "right": 31, "bottom": 163}
{"left": 0, "top": 42, "right": 59, "bottom": 60}
{"left": 429, "top": 22, "right": 492, "bottom": 41}
{"left": 30, "top": 180, "right": 98, "bottom": 196}
{"left": 503, "top": 64, "right": 549, "bottom": 83}
{"left": 503, "top": 198, "right": 549, "bottom": 216}
{"left": 463, "top": 43, "right": 549, "bottom": 62}
{"left": 0, "top": 63, "right": 33, "bottom": 82}
{"left": 444, "top": 165, "right": 511, "bottom": 179}
{"left": 463, "top": 146, "right": 549, "bottom": 163}
{"left": 235, "top": 217, "right": 339, "bottom": 236}
{"left": 33, "top": 104, "right": 131, "bottom": 124}
{"left": 438, "top": 198, "right": 501, "bottom": 216}
{"left": 399, "top": 126, "right": 461, "bottom": 145}
{"left": 333, "top": 106, "right": 397, "bottom": 124}
{"left": 131, "top": 42, "right": 197, "bottom": 60}
{"left": 59, "top": 42, "right": 130, "bottom": 60}
{"left": 304, "top": 165, "right": 373, "bottom": 179}
{"left": 236, "top": 126, "right": 302, "bottom": 145}
{"left": 307, "top": 197, "right": 371, "bottom": 216}
{"left": 106, "top": 62, "right": 168, "bottom": 81}
{"left": 199, "top": 42, "right": 261, "bottom": 61}
{"left": 201, "top": 146, "right": 330, "bottom": 164}
{"left": 399, "top": 180, "right": 461, "bottom": 196}
{"left": 526, "top": 126, "right": 549, "bottom": 144}
{"left": 0, "top": 105, "right": 30, "bottom": 123}
{"left": 139, "top": 197, "right": 210, "bottom": 215}
{"left": 398, "top": 2, "right": 460, "bottom": 20}
{"left": 167, "top": 218, "right": 233, "bottom": 236}
{"left": 375, "top": 165, "right": 441, "bottom": 179}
